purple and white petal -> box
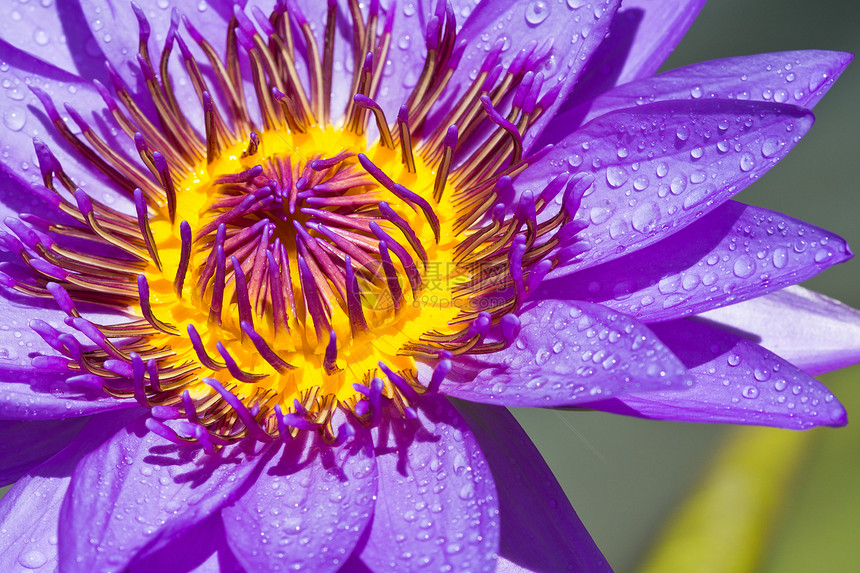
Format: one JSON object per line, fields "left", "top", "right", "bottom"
{"left": 58, "top": 416, "right": 269, "bottom": 573}
{"left": 587, "top": 318, "right": 847, "bottom": 429}
{"left": 565, "top": 50, "right": 853, "bottom": 128}
{"left": 128, "top": 514, "right": 245, "bottom": 573}
{"left": 517, "top": 99, "right": 814, "bottom": 277}
{"left": 0, "top": 366, "right": 138, "bottom": 421}
{"left": 222, "top": 424, "right": 377, "bottom": 573}
{"left": 358, "top": 394, "right": 499, "bottom": 572}
{"left": 438, "top": 0, "right": 620, "bottom": 150}
{"left": 700, "top": 285, "right": 860, "bottom": 376}
{"left": 0, "top": 1, "right": 108, "bottom": 83}
{"left": 559, "top": 0, "right": 706, "bottom": 112}
{"left": 0, "top": 42, "right": 136, "bottom": 208}
{"left": 439, "top": 299, "right": 691, "bottom": 407}
{"left": 453, "top": 399, "right": 611, "bottom": 572}
{"left": 0, "top": 417, "right": 87, "bottom": 486}
{"left": 0, "top": 410, "right": 140, "bottom": 573}
{"left": 538, "top": 201, "right": 851, "bottom": 322}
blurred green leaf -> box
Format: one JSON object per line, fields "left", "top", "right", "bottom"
{"left": 637, "top": 366, "right": 860, "bottom": 573}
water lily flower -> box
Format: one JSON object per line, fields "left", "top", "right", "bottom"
{"left": 0, "top": 0, "right": 857, "bottom": 571}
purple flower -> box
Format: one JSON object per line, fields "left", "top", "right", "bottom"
{"left": 0, "top": 1, "right": 857, "bottom": 571}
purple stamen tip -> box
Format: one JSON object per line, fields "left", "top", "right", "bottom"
{"left": 444, "top": 125, "right": 458, "bottom": 149}
{"left": 379, "top": 361, "right": 419, "bottom": 402}
{"left": 428, "top": 358, "right": 452, "bottom": 393}
{"left": 251, "top": 5, "right": 276, "bottom": 36}
{"left": 131, "top": 3, "right": 151, "bottom": 41}
{"left": 500, "top": 314, "right": 521, "bottom": 345}
{"left": 181, "top": 13, "right": 204, "bottom": 43}
{"left": 324, "top": 330, "right": 338, "bottom": 373}
{"left": 152, "top": 406, "right": 182, "bottom": 420}
{"left": 398, "top": 105, "right": 409, "bottom": 124}
{"left": 33, "top": 139, "right": 61, "bottom": 173}
{"left": 30, "top": 258, "right": 68, "bottom": 281}
{"left": 46, "top": 282, "right": 78, "bottom": 316}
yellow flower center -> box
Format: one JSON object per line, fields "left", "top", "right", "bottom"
{"left": 143, "top": 126, "right": 462, "bottom": 425}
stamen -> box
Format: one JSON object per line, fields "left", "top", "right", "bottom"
{"left": 397, "top": 105, "right": 416, "bottom": 173}
{"left": 343, "top": 255, "right": 368, "bottom": 333}
{"left": 433, "top": 125, "right": 457, "bottom": 202}
{"left": 216, "top": 341, "right": 268, "bottom": 382}
{"left": 378, "top": 240, "right": 403, "bottom": 311}
{"left": 134, "top": 189, "right": 162, "bottom": 271}
{"left": 174, "top": 220, "right": 192, "bottom": 297}
{"left": 151, "top": 152, "right": 177, "bottom": 223}
{"left": 137, "top": 275, "right": 179, "bottom": 335}
{"left": 240, "top": 321, "right": 296, "bottom": 373}
{"left": 324, "top": 330, "right": 338, "bottom": 375}
{"left": 353, "top": 95, "right": 394, "bottom": 149}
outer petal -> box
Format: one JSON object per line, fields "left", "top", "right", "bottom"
{"left": 537, "top": 201, "right": 852, "bottom": 322}
{"left": 561, "top": 0, "right": 706, "bottom": 110}
{"left": 222, "top": 425, "right": 377, "bottom": 573}
{"left": 453, "top": 399, "right": 611, "bottom": 572}
{"left": 0, "top": 0, "right": 108, "bottom": 82}
{"left": 0, "top": 417, "right": 87, "bottom": 486}
{"left": 439, "top": 299, "right": 691, "bottom": 407}
{"left": 0, "top": 366, "right": 138, "bottom": 420}
{"left": 516, "top": 99, "right": 814, "bottom": 277}
{"left": 700, "top": 285, "right": 860, "bottom": 376}
{"left": 564, "top": 50, "right": 853, "bottom": 129}
{"left": 0, "top": 41, "right": 133, "bottom": 207}
{"left": 128, "top": 514, "right": 245, "bottom": 573}
{"left": 58, "top": 416, "right": 268, "bottom": 573}
{"left": 0, "top": 409, "right": 141, "bottom": 573}
{"left": 439, "top": 0, "right": 620, "bottom": 150}
{"left": 358, "top": 394, "right": 499, "bottom": 572}
{"left": 587, "top": 318, "right": 847, "bottom": 429}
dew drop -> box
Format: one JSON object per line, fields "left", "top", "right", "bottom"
{"left": 690, "top": 84, "right": 703, "bottom": 99}
{"left": 761, "top": 136, "right": 781, "bottom": 158}
{"left": 525, "top": 1, "right": 550, "bottom": 25}
{"left": 739, "top": 152, "right": 755, "bottom": 172}
{"left": 18, "top": 550, "right": 48, "bottom": 569}
{"left": 772, "top": 247, "right": 788, "bottom": 268}
{"left": 631, "top": 203, "right": 659, "bottom": 233}
{"left": 567, "top": 0, "right": 586, "bottom": 8}
{"left": 742, "top": 386, "right": 759, "bottom": 399}
{"left": 3, "top": 107, "right": 26, "bottom": 132}
{"left": 605, "top": 166, "right": 628, "bottom": 188}
{"left": 732, "top": 255, "right": 755, "bottom": 278}
{"left": 675, "top": 124, "right": 691, "bottom": 142}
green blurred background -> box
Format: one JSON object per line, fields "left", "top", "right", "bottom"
{"left": 513, "top": 1, "right": 860, "bottom": 571}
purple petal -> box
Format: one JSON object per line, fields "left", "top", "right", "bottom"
{"left": 128, "top": 514, "right": 245, "bottom": 573}
{"left": 0, "top": 417, "right": 87, "bottom": 486}
{"left": 538, "top": 201, "right": 852, "bottom": 322}
{"left": 222, "top": 424, "right": 377, "bottom": 572}
{"left": 587, "top": 318, "right": 847, "bottom": 429}
{"left": 438, "top": 299, "right": 691, "bottom": 407}
{"left": 440, "top": 0, "right": 620, "bottom": 150}
{"left": 700, "top": 285, "right": 860, "bottom": 376}
{"left": 358, "top": 394, "right": 499, "bottom": 572}
{"left": 0, "top": 366, "right": 138, "bottom": 420}
{"left": 0, "top": 1, "right": 108, "bottom": 82}
{"left": 561, "top": 0, "right": 706, "bottom": 111}
{"left": 564, "top": 50, "right": 853, "bottom": 129}
{"left": 453, "top": 400, "right": 611, "bottom": 572}
{"left": 517, "top": 99, "right": 815, "bottom": 277}
{"left": 58, "top": 416, "right": 269, "bottom": 572}
{"left": 78, "top": 0, "right": 228, "bottom": 97}
{"left": 0, "top": 42, "right": 133, "bottom": 209}
{"left": 0, "top": 410, "right": 141, "bottom": 573}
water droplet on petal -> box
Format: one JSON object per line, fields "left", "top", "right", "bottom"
{"left": 525, "top": 1, "right": 550, "bottom": 25}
